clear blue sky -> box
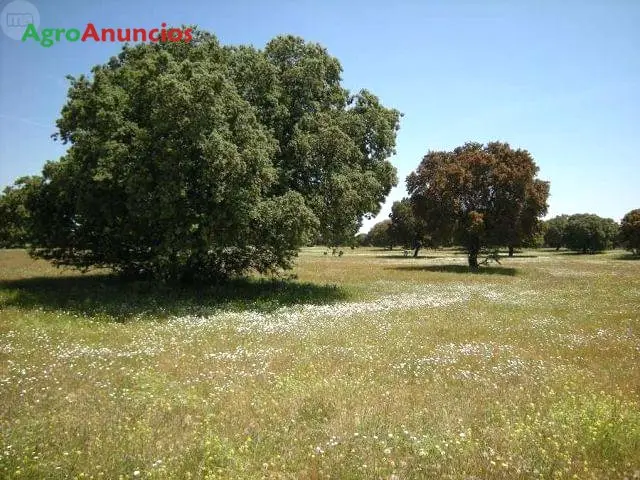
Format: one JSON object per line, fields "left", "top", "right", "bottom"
{"left": 1, "top": 0, "right": 638, "bottom": 233}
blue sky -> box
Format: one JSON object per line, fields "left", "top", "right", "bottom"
{"left": 1, "top": 0, "right": 638, "bottom": 233}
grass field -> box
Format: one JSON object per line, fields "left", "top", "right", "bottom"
{"left": 1, "top": 247, "right": 639, "bottom": 479}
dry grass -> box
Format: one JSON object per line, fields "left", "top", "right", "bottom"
{"left": 1, "top": 247, "right": 639, "bottom": 479}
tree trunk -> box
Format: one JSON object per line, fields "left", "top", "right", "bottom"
{"left": 468, "top": 243, "right": 480, "bottom": 270}
{"left": 413, "top": 239, "right": 422, "bottom": 258}
{"left": 508, "top": 245, "right": 514, "bottom": 257}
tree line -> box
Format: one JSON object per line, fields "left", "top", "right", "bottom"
{"left": 365, "top": 205, "right": 639, "bottom": 260}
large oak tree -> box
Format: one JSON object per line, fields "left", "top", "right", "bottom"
{"left": 407, "top": 142, "right": 549, "bottom": 268}
{"left": 25, "top": 30, "right": 400, "bottom": 281}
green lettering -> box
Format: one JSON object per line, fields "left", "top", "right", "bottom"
{"left": 66, "top": 29, "right": 81, "bottom": 42}
{"left": 41, "top": 28, "right": 54, "bottom": 47}
{"left": 21, "top": 23, "right": 40, "bottom": 42}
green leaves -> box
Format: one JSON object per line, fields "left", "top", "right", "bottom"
{"left": 389, "top": 198, "right": 418, "bottom": 248}
{"left": 563, "top": 214, "right": 619, "bottom": 254}
{"left": 620, "top": 209, "right": 640, "bottom": 255}
{"left": 24, "top": 29, "right": 400, "bottom": 281}
{"left": 228, "top": 36, "right": 400, "bottom": 244}
{"left": 365, "top": 219, "right": 393, "bottom": 249}
{"left": 0, "top": 176, "right": 42, "bottom": 248}
{"left": 544, "top": 215, "right": 570, "bottom": 249}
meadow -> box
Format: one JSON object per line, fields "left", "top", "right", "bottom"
{"left": 1, "top": 247, "right": 639, "bottom": 479}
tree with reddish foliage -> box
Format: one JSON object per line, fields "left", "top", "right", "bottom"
{"left": 407, "top": 142, "right": 549, "bottom": 269}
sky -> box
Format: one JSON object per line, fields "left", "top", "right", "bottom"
{"left": 0, "top": 0, "right": 638, "bottom": 234}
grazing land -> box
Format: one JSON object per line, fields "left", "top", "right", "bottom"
{"left": 1, "top": 248, "right": 639, "bottom": 479}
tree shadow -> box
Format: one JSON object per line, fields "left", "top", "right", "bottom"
{"left": 375, "top": 255, "right": 439, "bottom": 260}
{"left": 0, "top": 273, "right": 348, "bottom": 322}
{"left": 555, "top": 251, "right": 606, "bottom": 256}
{"left": 613, "top": 253, "right": 640, "bottom": 261}
{"left": 390, "top": 265, "right": 518, "bottom": 276}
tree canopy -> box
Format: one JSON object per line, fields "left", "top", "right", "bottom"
{"left": 407, "top": 141, "right": 549, "bottom": 268}
{"left": 563, "top": 214, "right": 619, "bottom": 254}
{"left": 0, "top": 177, "right": 40, "bottom": 248}
{"left": 543, "top": 215, "right": 569, "bottom": 250}
{"left": 24, "top": 30, "right": 400, "bottom": 281}
{"left": 620, "top": 209, "right": 640, "bottom": 256}
{"left": 366, "top": 219, "right": 393, "bottom": 249}
{"left": 389, "top": 198, "right": 419, "bottom": 248}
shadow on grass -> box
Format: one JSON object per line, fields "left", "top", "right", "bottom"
{"left": 553, "top": 250, "right": 615, "bottom": 256}
{"left": 390, "top": 264, "right": 518, "bottom": 276}
{"left": 555, "top": 251, "right": 592, "bottom": 256}
{"left": 375, "top": 255, "right": 439, "bottom": 260}
{"left": 0, "top": 274, "right": 348, "bottom": 322}
{"left": 613, "top": 253, "right": 640, "bottom": 261}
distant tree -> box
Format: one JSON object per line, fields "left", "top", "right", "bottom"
{"left": 524, "top": 221, "right": 547, "bottom": 248}
{"left": 544, "top": 215, "right": 569, "bottom": 250}
{"left": 619, "top": 209, "right": 640, "bottom": 255}
{"left": 389, "top": 198, "right": 418, "bottom": 248}
{"left": 366, "top": 219, "right": 393, "bottom": 249}
{"left": 563, "top": 214, "right": 619, "bottom": 253}
{"left": 354, "top": 233, "right": 368, "bottom": 247}
{"left": 407, "top": 142, "right": 549, "bottom": 268}
{"left": 23, "top": 30, "right": 401, "bottom": 281}
{"left": 0, "top": 177, "right": 40, "bottom": 248}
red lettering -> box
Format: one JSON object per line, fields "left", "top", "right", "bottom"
{"left": 81, "top": 23, "right": 100, "bottom": 42}
{"left": 168, "top": 28, "right": 182, "bottom": 42}
{"left": 101, "top": 28, "right": 115, "bottom": 42}
{"left": 132, "top": 28, "right": 146, "bottom": 42}
{"left": 161, "top": 22, "right": 167, "bottom": 42}
{"left": 148, "top": 29, "right": 160, "bottom": 42}
{"left": 183, "top": 28, "right": 193, "bottom": 43}
{"left": 117, "top": 28, "right": 131, "bottom": 42}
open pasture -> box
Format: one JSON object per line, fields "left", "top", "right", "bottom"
{"left": 1, "top": 248, "right": 639, "bottom": 479}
